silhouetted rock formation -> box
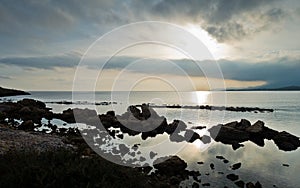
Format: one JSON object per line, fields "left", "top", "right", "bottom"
{"left": 209, "top": 119, "right": 300, "bottom": 151}
{"left": 149, "top": 104, "right": 274, "bottom": 113}
{"left": 0, "top": 86, "right": 30, "bottom": 97}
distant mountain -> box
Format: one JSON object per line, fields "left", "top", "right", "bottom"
{"left": 226, "top": 85, "right": 300, "bottom": 91}
{"left": 0, "top": 86, "right": 30, "bottom": 97}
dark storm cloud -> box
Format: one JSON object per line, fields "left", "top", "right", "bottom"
{"left": 149, "top": 0, "right": 286, "bottom": 42}
{"left": 0, "top": 0, "right": 290, "bottom": 53}
{"left": 0, "top": 54, "right": 80, "bottom": 69}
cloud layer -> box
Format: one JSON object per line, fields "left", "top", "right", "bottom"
{"left": 1, "top": 54, "right": 299, "bottom": 88}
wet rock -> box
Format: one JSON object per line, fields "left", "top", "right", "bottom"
{"left": 209, "top": 124, "right": 250, "bottom": 144}
{"left": 232, "top": 143, "right": 244, "bottom": 150}
{"left": 273, "top": 131, "right": 300, "bottom": 151}
{"left": 153, "top": 156, "right": 187, "bottom": 177}
{"left": 246, "top": 120, "right": 264, "bottom": 133}
{"left": 255, "top": 181, "right": 262, "bottom": 188}
{"left": 235, "top": 180, "right": 245, "bottom": 188}
{"left": 246, "top": 182, "right": 256, "bottom": 188}
{"left": 202, "top": 183, "right": 210, "bottom": 186}
{"left": 191, "top": 125, "right": 206, "bottom": 130}
{"left": 197, "top": 161, "right": 204, "bottom": 165}
{"left": 216, "top": 155, "right": 225, "bottom": 160}
{"left": 201, "top": 135, "right": 211, "bottom": 144}
{"left": 223, "top": 159, "right": 229, "bottom": 163}
{"left": 185, "top": 129, "right": 201, "bottom": 142}
{"left": 231, "top": 162, "right": 242, "bottom": 170}
{"left": 210, "top": 163, "right": 215, "bottom": 170}
{"left": 282, "top": 163, "right": 289, "bottom": 167}
{"left": 226, "top": 174, "right": 239, "bottom": 181}
{"left": 150, "top": 151, "right": 157, "bottom": 159}
{"left": 192, "top": 182, "right": 200, "bottom": 188}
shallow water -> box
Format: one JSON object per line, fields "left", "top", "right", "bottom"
{"left": 2, "top": 91, "right": 300, "bottom": 187}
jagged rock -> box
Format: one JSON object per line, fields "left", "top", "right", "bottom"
{"left": 226, "top": 173, "right": 239, "bottom": 181}
{"left": 231, "top": 162, "right": 242, "bottom": 170}
{"left": 153, "top": 156, "right": 187, "bottom": 177}
{"left": 185, "top": 129, "right": 201, "bottom": 142}
{"left": 246, "top": 120, "right": 264, "bottom": 133}
{"left": 273, "top": 131, "right": 300, "bottom": 151}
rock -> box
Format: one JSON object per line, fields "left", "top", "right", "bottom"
{"left": 246, "top": 120, "right": 264, "bottom": 133}
{"left": 231, "top": 162, "right": 242, "bottom": 170}
{"left": 210, "top": 163, "right": 215, "bottom": 170}
{"left": 141, "top": 103, "right": 151, "bottom": 119}
{"left": 209, "top": 124, "right": 250, "bottom": 144}
{"left": 246, "top": 181, "right": 262, "bottom": 188}
{"left": 255, "top": 181, "right": 262, "bottom": 188}
{"left": 246, "top": 182, "right": 256, "bottom": 188}
{"left": 170, "top": 176, "right": 181, "bottom": 185}
{"left": 273, "top": 131, "right": 300, "bottom": 151}
{"left": 150, "top": 151, "right": 157, "bottom": 159}
{"left": 282, "top": 163, "right": 289, "bottom": 167}
{"left": 237, "top": 119, "right": 251, "bottom": 130}
{"left": 202, "top": 183, "right": 210, "bottom": 186}
{"left": 235, "top": 180, "right": 245, "bottom": 188}
{"left": 201, "top": 135, "right": 211, "bottom": 144}
{"left": 223, "top": 159, "right": 229, "bottom": 163}
{"left": 106, "top": 111, "right": 115, "bottom": 116}
{"left": 153, "top": 156, "right": 187, "bottom": 177}
{"left": 191, "top": 125, "right": 206, "bottom": 130}
{"left": 192, "top": 182, "right": 200, "bottom": 188}
{"left": 232, "top": 143, "right": 244, "bottom": 150}
{"left": 197, "top": 161, "right": 204, "bottom": 165}
{"left": 185, "top": 129, "right": 201, "bottom": 142}
{"left": 216, "top": 155, "right": 225, "bottom": 160}
{"left": 18, "top": 120, "right": 34, "bottom": 131}
{"left": 226, "top": 174, "right": 239, "bottom": 181}
{"left": 19, "top": 107, "right": 31, "bottom": 115}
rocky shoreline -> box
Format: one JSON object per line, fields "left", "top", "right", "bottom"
{"left": 0, "top": 98, "right": 299, "bottom": 187}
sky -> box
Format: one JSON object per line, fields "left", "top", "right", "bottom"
{"left": 0, "top": 0, "right": 300, "bottom": 91}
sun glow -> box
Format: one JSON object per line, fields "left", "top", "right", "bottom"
{"left": 184, "top": 24, "right": 229, "bottom": 60}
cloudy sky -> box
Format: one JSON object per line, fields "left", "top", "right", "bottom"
{"left": 0, "top": 0, "right": 300, "bottom": 91}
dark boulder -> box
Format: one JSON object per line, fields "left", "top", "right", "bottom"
{"left": 273, "top": 131, "right": 300, "bottom": 151}
{"left": 231, "top": 162, "right": 241, "bottom": 170}
{"left": 153, "top": 156, "right": 187, "bottom": 177}
{"left": 226, "top": 173, "right": 239, "bottom": 181}
{"left": 18, "top": 120, "right": 34, "bottom": 131}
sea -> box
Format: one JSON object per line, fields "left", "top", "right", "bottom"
{"left": 2, "top": 91, "right": 300, "bottom": 188}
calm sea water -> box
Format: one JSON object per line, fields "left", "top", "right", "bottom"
{"left": 3, "top": 91, "right": 300, "bottom": 187}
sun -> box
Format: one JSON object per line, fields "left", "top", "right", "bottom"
{"left": 184, "top": 24, "right": 229, "bottom": 60}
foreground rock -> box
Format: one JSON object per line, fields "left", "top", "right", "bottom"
{"left": 0, "top": 86, "right": 30, "bottom": 97}
{"left": 209, "top": 119, "right": 300, "bottom": 151}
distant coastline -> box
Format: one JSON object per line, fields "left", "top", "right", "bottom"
{"left": 0, "top": 86, "right": 30, "bottom": 97}
{"left": 226, "top": 85, "right": 300, "bottom": 91}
